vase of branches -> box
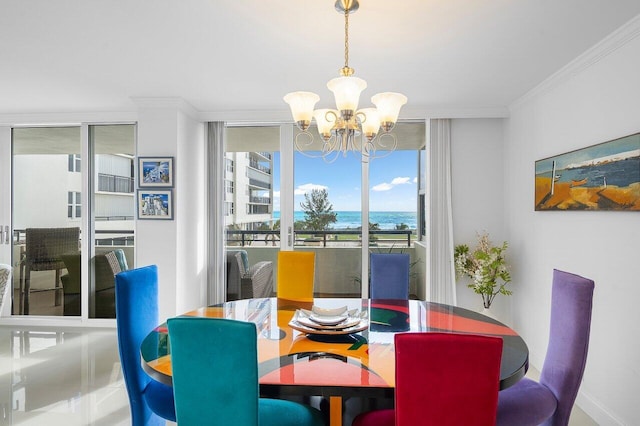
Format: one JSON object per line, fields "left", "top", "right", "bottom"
{"left": 454, "top": 232, "right": 512, "bottom": 316}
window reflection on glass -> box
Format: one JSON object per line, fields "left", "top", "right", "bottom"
{"left": 90, "top": 124, "right": 135, "bottom": 319}
{"left": 12, "top": 127, "right": 82, "bottom": 316}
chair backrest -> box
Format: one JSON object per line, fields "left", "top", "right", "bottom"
{"left": 0, "top": 264, "right": 12, "bottom": 314}
{"left": 395, "top": 332, "right": 503, "bottom": 426}
{"left": 277, "top": 251, "right": 315, "bottom": 302}
{"left": 104, "top": 249, "right": 127, "bottom": 275}
{"left": 25, "top": 227, "right": 80, "bottom": 267}
{"left": 115, "top": 264, "right": 163, "bottom": 425}
{"left": 540, "top": 269, "right": 595, "bottom": 426}
{"left": 370, "top": 253, "right": 410, "bottom": 299}
{"left": 167, "top": 317, "right": 259, "bottom": 426}
{"left": 226, "top": 250, "right": 246, "bottom": 300}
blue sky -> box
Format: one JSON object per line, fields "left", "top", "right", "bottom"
{"left": 272, "top": 150, "right": 419, "bottom": 212}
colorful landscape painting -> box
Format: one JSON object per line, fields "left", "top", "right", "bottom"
{"left": 535, "top": 132, "right": 640, "bottom": 211}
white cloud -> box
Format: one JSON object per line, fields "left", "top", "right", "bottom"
{"left": 372, "top": 183, "right": 394, "bottom": 191}
{"left": 413, "top": 177, "right": 418, "bottom": 183}
{"left": 391, "top": 177, "right": 411, "bottom": 185}
{"left": 273, "top": 191, "right": 280, "bottom": 198}
{"left": 372, "top": 176, "right": 413, "bottom": 192}
{"left": 294, "top": 183, "right": 328, "bottom": 196}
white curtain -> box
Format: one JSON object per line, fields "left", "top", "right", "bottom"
{"left": 206, "top": 122, "right": 226, "bottom": 305}
{"left": 427, "top": 119, "right": 457, "bottom": 305}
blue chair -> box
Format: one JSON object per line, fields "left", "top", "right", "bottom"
{"left": 115, "top": 265, "right": 176, "bottom": 425}
{"left": 496, "top": 269, "right": 595, "bottom": 426}
{"left": 167, "top": 316, "right": 324, "bottom": 426}
{"left": 370, "top": 253, "right": 410, "bottom": 299}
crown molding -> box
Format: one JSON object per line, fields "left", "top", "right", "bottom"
{"left": 131, "top": 97, "right": 198, "bottom": 119}
{"left": 197, "top": 105, "right": 509, "bottom": 123}
{"left": 510, "top": 13, "right": 640, "bottom": 111}
{"left": 0, "top": 111, "right": 137, "bottom": 127}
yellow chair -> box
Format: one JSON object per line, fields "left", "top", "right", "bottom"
{"left": 277, "top": 251, "right": 315, "bottom": 302}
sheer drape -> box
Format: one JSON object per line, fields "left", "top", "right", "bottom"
{"left": 206, "top": 122, "right": 226, "bottom": 305}
{"left": 427, "top": 119, "right": 457, "bottom": 305}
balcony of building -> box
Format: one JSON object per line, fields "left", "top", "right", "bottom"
{"left": 226, "top": 228, "right": 425, "bottom": 298}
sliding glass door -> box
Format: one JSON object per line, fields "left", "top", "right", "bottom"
{"left": 221, "top": 121, "right": 425, "bottom": 300}
{"left": 11, "top": 127, "right": 82, "bottom": 316}
{"left": 7, "top": 124, "right": 135, "bottom": 318}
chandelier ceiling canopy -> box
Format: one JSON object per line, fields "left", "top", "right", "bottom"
{"left": 284, "top": 0, "right": 407, "bottom": 163}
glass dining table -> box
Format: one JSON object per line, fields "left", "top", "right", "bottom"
{"left": 141, "top": 297, "right": 529, "bottom": 426}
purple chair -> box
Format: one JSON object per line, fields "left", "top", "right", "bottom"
{"left": 497, "top": 269, "right": 594, "bottom": 426}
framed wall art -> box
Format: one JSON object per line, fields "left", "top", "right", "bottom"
{"left": 535, "top": 132, "right": 640, "bottom": 211}
{"left": 138, "top": 157, "right": 174, "bottom": 187}
{"left": 137, "top": 190, "right": 174, "bottom": 220}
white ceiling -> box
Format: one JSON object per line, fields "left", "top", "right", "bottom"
{"left": 1, "top": 0, "right": 639, "bottom": 116}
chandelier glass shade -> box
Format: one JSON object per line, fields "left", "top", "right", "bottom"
{"left": 283, "top": 0, "right": 407, "bottom": 163}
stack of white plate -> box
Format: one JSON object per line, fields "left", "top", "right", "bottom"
{"left": 289, "top": 306, "right": 368, "bottom": 335}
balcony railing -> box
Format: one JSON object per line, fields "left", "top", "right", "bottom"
{"left": 98, "top": 173, "right": 134, "bottom": 193}
{"left": 13, "top": 229, "right": 135, "bottom": 246}
{"left": 248, "top": 178, "right": 270, "bottom": 189}
{"left": 226, "top": 229, "right": 414, "bottom": 247}
{"left": 249, "top": 196, "right": 271, "bottom": 204}
{"left": 249, "top": 161, "right": 271, "bottom": 174}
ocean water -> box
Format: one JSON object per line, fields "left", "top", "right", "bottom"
{"left": 537, "top": 157, "right": 639, "bottom": 188}
{"left": 273, "top": 211, "right": 417, "bottom": 230}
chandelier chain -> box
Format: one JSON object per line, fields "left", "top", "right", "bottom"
{"left": 344, "top": 9, "right": 349, "bottom": 69}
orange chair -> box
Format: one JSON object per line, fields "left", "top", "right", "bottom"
{"left": 352, "top": 332, "right": 503, "bottom": 426}
{"left": 277, "top": 251, "right": 315, "bottom": 302}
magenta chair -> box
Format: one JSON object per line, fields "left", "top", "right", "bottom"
{"left": 115, "top": 265, "right": 176, "bottom": 425}
{"left": 497, "top": 269, "right": 595, "bottom": 426}
{"left": 370, "top": 253, "right": 410, "bottom": 300}
{"left": 352, "top": 332, "right": 503, "bottom": 426}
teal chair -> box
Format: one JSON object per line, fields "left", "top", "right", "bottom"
{"left": 167, "top": 317, "right": 324, "bottom": 426}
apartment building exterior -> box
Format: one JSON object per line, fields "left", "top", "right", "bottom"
{"left": 224, "top": 151, "right": 273, "bottom": 231}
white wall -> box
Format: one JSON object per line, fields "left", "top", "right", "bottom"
{"left": 136, "top": 100, "right": 207, "bottom": 322}
{"left": 450, "top": 118, "right": 510, "bottom": 319}
{"left": 175, "top": 109, "right": 206, "bottom": 316}
{"left": 505, "top": 21, "right": 640, "bottom": 425}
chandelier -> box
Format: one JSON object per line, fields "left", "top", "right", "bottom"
{"left": 283, "top": 0, "right": 407, "bottom": 163}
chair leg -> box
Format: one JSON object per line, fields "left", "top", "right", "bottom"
{"left": 23, "top": 267, "right": 30, "bottom": 315}
{"left": 54, "top": 269, "right": 62, "bottom": 306}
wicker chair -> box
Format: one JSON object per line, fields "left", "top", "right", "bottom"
{"left": 226, "top": 250, "right": 273, "bottom": 300}
{"left": 60, "top": 249, "right": 128, "bottom": 317}
{"left": 0, "top": 264, "right": 12, "bottom": 316}
{"left": 20, "top": 227, "right": 80, "bottom": 315}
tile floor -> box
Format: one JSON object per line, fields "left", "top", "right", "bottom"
{"left": 0, "top": 326, "right": 597, "bottom": 426}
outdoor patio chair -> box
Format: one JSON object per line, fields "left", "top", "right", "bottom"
{"left": 20, "top": 227, "right": 80, "bottom": 314}
{"left": 226, "top": 250, "right": 273, "bottom": 300}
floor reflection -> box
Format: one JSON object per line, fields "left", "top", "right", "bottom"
{"left": 0, "top": 327, "right": 130, "bottom": 425}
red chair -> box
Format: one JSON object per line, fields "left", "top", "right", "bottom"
{"left": 352, "top": 332, "right": 503, "bottom": 426}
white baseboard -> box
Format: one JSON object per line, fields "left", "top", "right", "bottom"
{"left": 576, "top": 389, "right": 625, "bottom": 426}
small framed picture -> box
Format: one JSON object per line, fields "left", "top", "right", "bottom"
{"left": 137, "top": 190, "right": 174, "bottom": 220}
{"left": 138, "top": 157, "right": 174, "bottom": 187}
